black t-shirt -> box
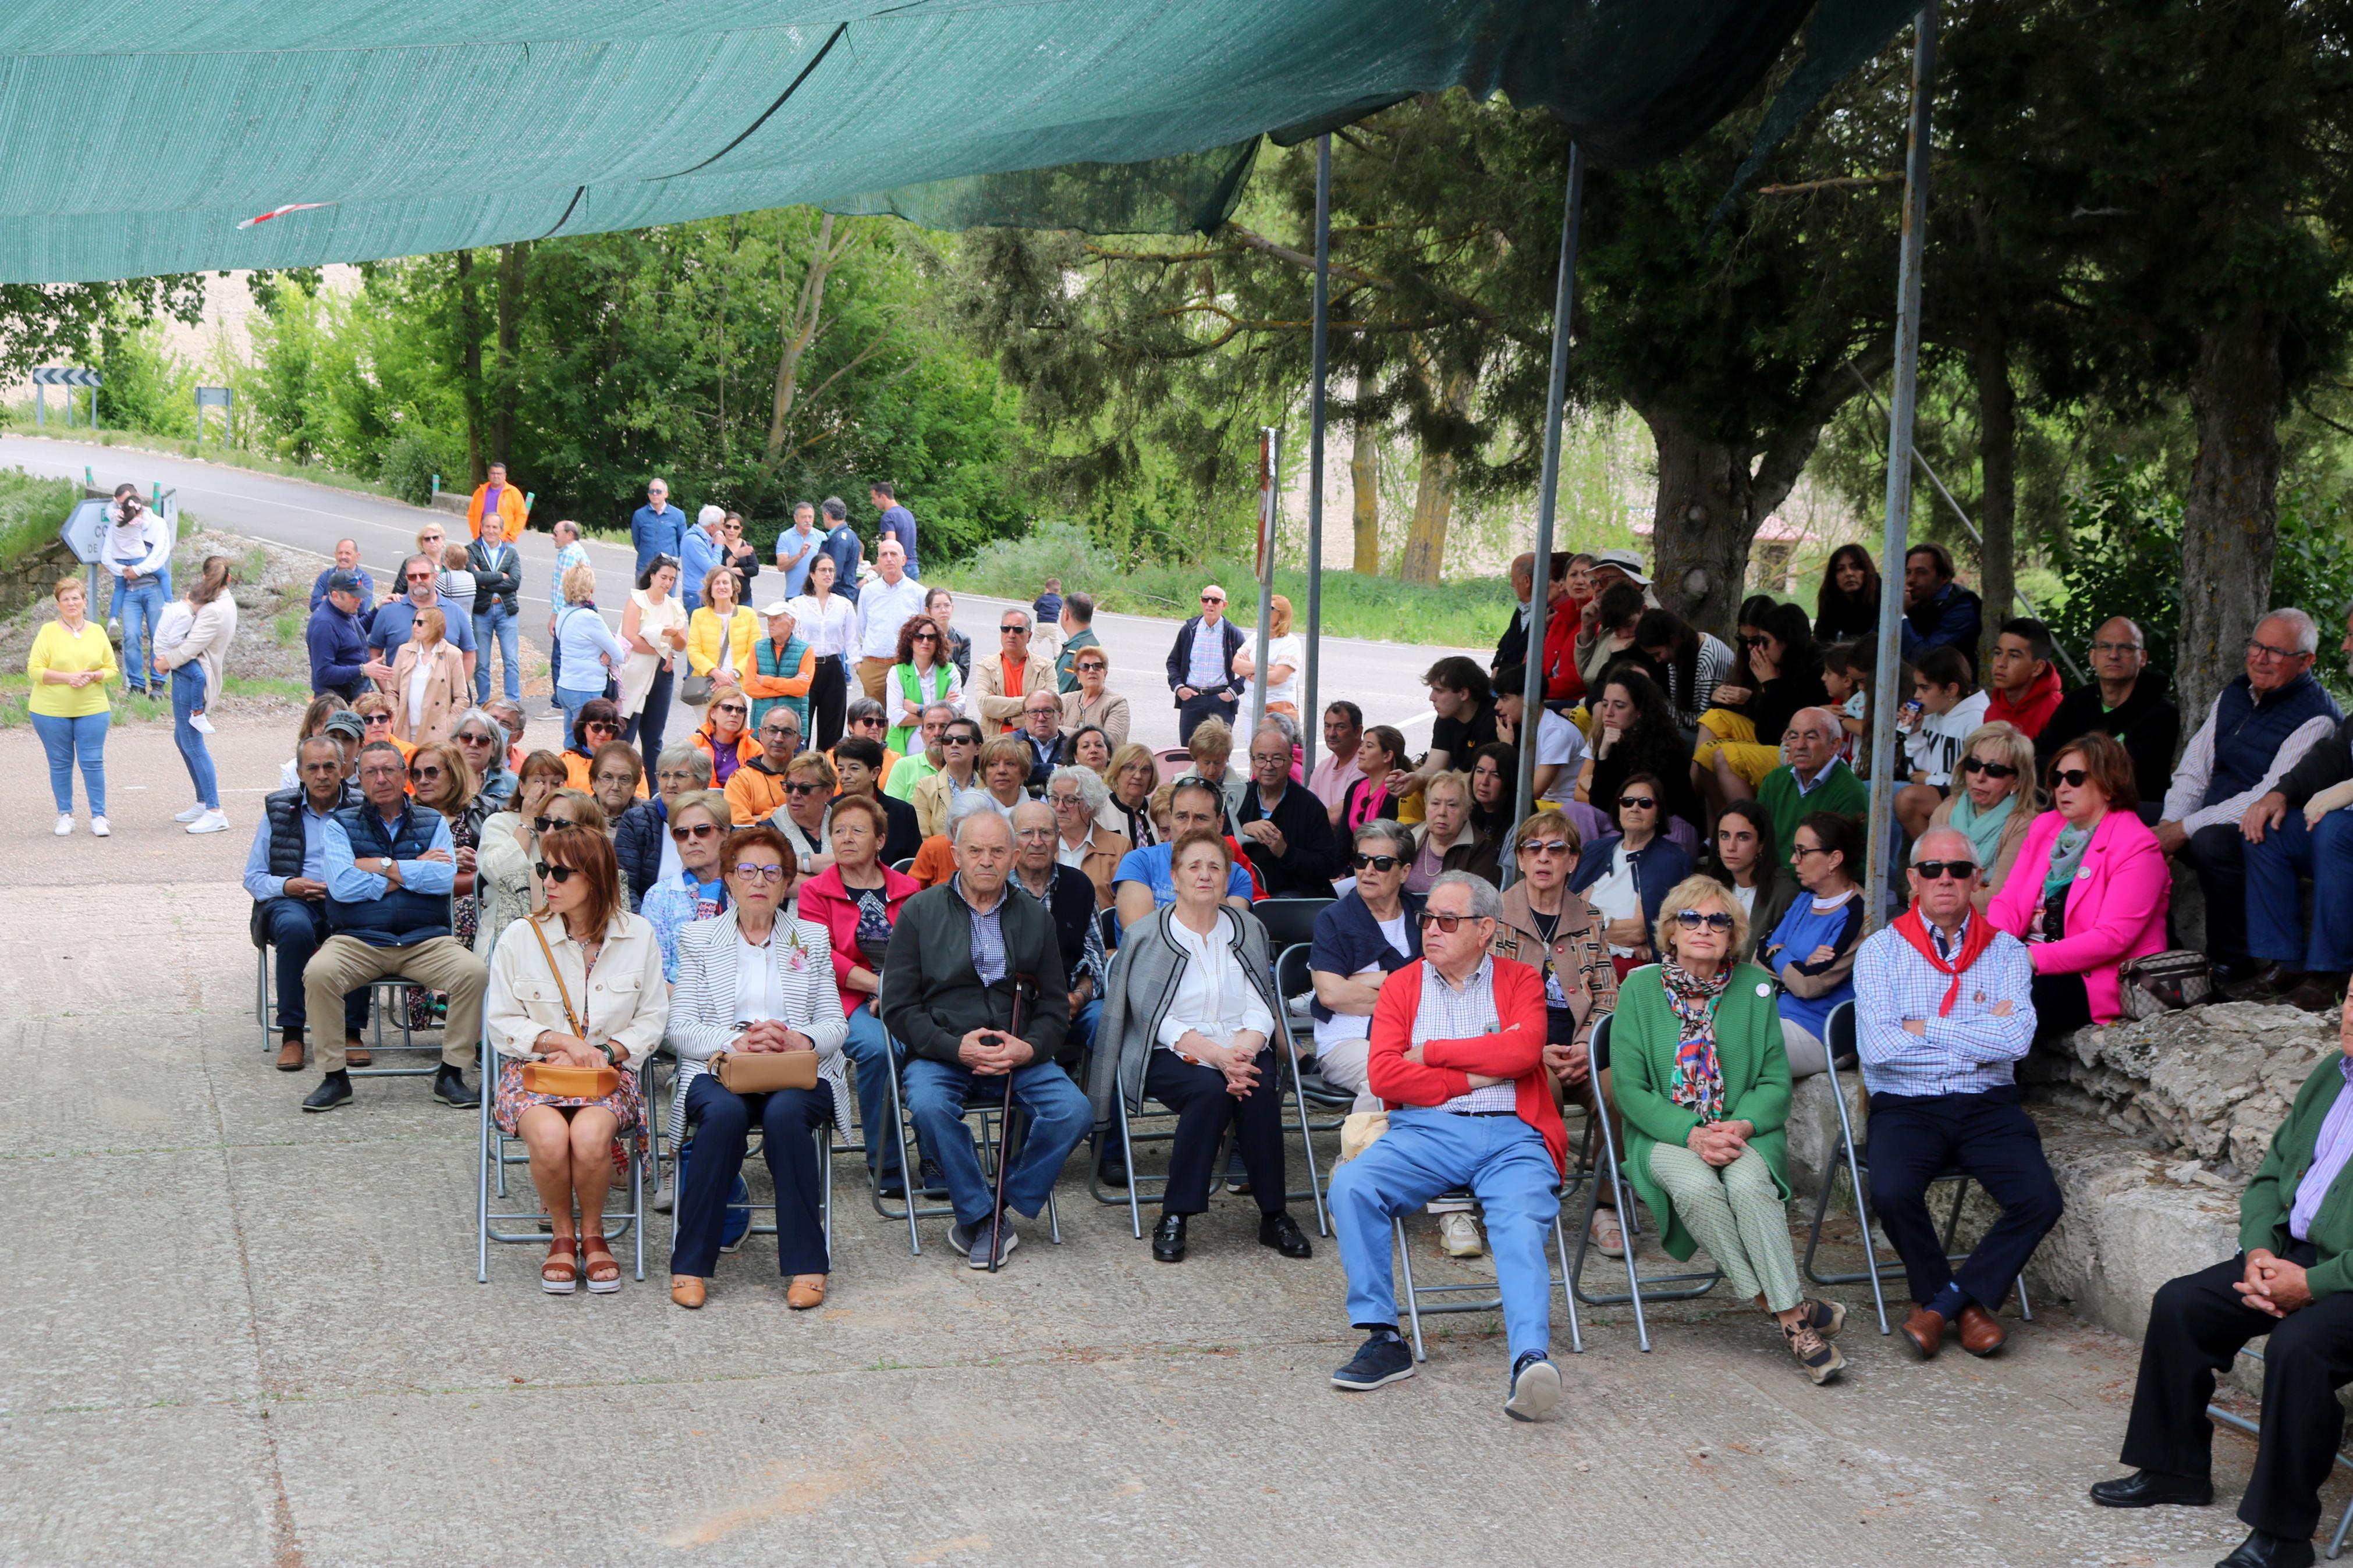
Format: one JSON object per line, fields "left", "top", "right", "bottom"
{"left": 850, "top": 884, "right": 893, "bottom": 969}
{"left": 1429, "top": 698, "right": 1499, "bottom": 765}
{"left": 1529, "top": 908, "right": 1580, "bottom": 1046}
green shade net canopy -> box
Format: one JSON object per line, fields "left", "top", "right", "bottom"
{"left": 0, "top": 0, "right": 1914, "bottom": 283}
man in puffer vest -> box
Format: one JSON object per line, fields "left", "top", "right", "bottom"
{"left": 298, "top": 741, "right": 488, "bottom": 1113}
{"left": 246, "top": 735, "right": 368, "bottom": 1073}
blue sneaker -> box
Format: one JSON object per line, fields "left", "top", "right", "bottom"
{"left": 1504, "top": 1351, "right": 1560, "bottom": 1422}
{"left": 1331, "top": 1330, "right": 1415, "bottom": 1391}
{"left": 721, "top": 1173, "right": 751, "bottom": 1252}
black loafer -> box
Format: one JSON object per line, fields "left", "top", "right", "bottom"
{"left": 1151, "top": 1214, "right": 1187, "bottom": 1263}
{"left": 2088, "top": 1470, "right": 2214, "bottom": 1509}
{"left": 301, "top": 1071, "right": 353, "bottom": 1113}
{"left": 432, "top": 1065, "right": 480, "bottom": 1109}
{"left": 1097, "top": 1153, "right": 1129, "bottom": 1188}
{"left": 2217, "top": 1530, "right": 2317, "bottom": 1568}
{"left": 1260, "top": 1211, "right": 1314, "bottom": 1258}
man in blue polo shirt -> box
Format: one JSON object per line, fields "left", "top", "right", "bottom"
{"left": 367, "top": 552, "right": 477, "bottom": 690}
{"left": 818, "top": 496, "right": 863, "bottom": 603}
{"left": 630, "top": 477, "right": 687, "bottom": 579}
{"left": 1112, "top": 777, "right": 1254, "bottom": 931}
{"left": 871, "top": 481, "right": 918, "bottom": 577}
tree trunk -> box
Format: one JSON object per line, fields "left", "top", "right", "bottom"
{"left": 1349, "top": 421, "right": 1380, "bottom": 574}
{"left": 1973, "top": 323, "right": 2017, "bottom": 681}
{"left": 488, "top": 240, "right": 530, "bottom": 467}
{"left": 1398, "top": 369, "right": 1471, "bottom": 586}
{"left": 1642, "top": 408, "right": 1759, "bottom": 641}
{"left": 2177, "top": 307, "right": 2284, "bottom": 727}
{"left": 455, "top": 250, "right": 485, "bottom": 485}
{"left": 767, "top": 212, "right": 839, "bottom": 466}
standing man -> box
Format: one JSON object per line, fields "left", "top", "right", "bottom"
{"left": 819, "top": 496, "right": 864, "bottom": 603}
{"left": 1307, "top": 701, "right": 1367, "bottom": 819}
{"left": 102, "top": 484, "right": 171, "bottom": 696}
{"left": 927, "top": 586, "right": 971, "bottom": 680}
{"left": 1165, "top": 583, "right": 1245, "bottom": 745}
{"left": 1900, "top": 543, "right": 1985, "bottom": 662}
{"left": 2035, "top": 616, "right": 2182, "bottom": 808}
{"left": 1984, "top": 617, "right": 2064, "bottom": 739}
{"left": 974, "top": 607, "right": 1055, "bottom": 736}
{"left": 1236, "top": 720, "right": 1339, "bottom": 897}
{"left": 871, "top": 481, "right": 918, "bottom": 577}
{"left": 775, "top": 500, "right": 821, "bottom": 596}
{"left": 630, "top": 478, "right": 686, "bottom": 579}
{"left": 546, "top": 519, "right": 591, "bottom": 703}
{"left": 249, "top": 737, "right": 370, "bottom": 1072}
{"left": 465, "top": 460, "right": 527, "bottom": 541}
{"left": 368, "top": 552, "right": 477, "bottom": 691}
{"left": 307, "top": 571, "right": 372, "bottom": 701}
{"left": 679, "top": 504, "right": 727, "bottom": 618}
{"left": 1054, "top": 592, "right": 1101, "bottom": 693}
{"left": 854, "top": 539, "right": 928, "bottom": 705}
{"left": 309, "top": 538, "right": 375, "bottom": 621}
{"left": 468, "top": 510, "right": 524, "bottom": 705}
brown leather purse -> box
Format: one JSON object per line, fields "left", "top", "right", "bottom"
{"left": 518, "top": 918, "right": 622, "bottom": 1100}
{"left": 712, "top": 1048, "right": 819, "bottom": 1094}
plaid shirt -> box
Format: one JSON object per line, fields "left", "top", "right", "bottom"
{"left": 1413, "top": 954, "right": 1517, "bottom": 1114}
{"left": 1851, "top": 916, "right": 2036, "bottom": 1097}
{"left": 956, "top": 876, "right": 1009, "bottom": 987}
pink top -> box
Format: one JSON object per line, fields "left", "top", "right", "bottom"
{"left": 1983, "top": 808, "right": 2170, "bottom": 1025}
{"left": 1308, "top": 750, "right": 1365, "bottom": 812}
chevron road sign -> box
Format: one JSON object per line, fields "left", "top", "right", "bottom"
{"left": 32, "top": 366, "right": 101, "bottom": 386}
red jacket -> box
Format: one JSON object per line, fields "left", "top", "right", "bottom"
{"left": 1367, "top": 957, "right": 1567, "bottom": 1176}
{"left": 794, "top": 862, "right": 921, "bottom": 1016}
{"left": 1541, "top": 610, "right": 1586, "bottom": 705}
{"left": 1986, "top": 663, "right": 2064, "bottom": 739}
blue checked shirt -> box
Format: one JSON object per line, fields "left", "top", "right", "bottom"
{"left": 956, "top": 876, "right": 1009, "bottom": 987}
{"left": 1851, "top": 917, "right": 2036, "bottom": 1097}
{"left": 1412, "top": 954, "right": 1517, "bottom": 1114}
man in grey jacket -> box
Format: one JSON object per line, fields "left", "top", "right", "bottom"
{"left": 879, "top": 810, "right": 1085, "bottom": 1268}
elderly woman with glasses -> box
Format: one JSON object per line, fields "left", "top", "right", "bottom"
{"left": 773, "top": 751, "right": 837, "bottom": 877}
{"left": 796, "top": 793, "right": 922, "bottom": 1193}
{"left": 1308, "top": 820, "right": 1424, "bottom": 1114}
{"left": 1609, "top": 874, "right": 1847, "bottom": 1385}
{"left": 350, "top": 691, "right": 412, "bottom": 762}
{"left": 449, "top": 708, "right": 516, "bottom": 808}
{"left": 1927, "top": 720, "right": 2040, "bottom": 911}
{"left": 1045, "top": 765, "right": 1129, "bottom": 909}
{"left": 1060, "top": 647, "right": 1130, "bottom": 751}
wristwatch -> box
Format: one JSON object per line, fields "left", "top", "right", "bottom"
{"left": 595, "top": 1041, "right": 617, "bottom": 1066}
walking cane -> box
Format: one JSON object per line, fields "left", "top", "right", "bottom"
{"left": 985, "top": 972, "right": 1039, "bottom": 1274}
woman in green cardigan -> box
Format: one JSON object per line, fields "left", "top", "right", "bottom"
{"left": 1610, "top": 872, "right": 1848, "bottom": 1385}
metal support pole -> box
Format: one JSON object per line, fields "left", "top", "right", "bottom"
{"left": 1506, "top": 142, "right": 1585, "bottom": 884}
{"left": 1301, "top": 133, "right": 1332, "bottom": 779}
{"left": 1250, "top": 428, "right": 1282, "bottom": 742}
{"left": 1864, "top": 4, "right": 1938, "bottom": 933}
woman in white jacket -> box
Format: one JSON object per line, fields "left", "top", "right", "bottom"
{"left": 664, "top": 822, "right": 848, "bottom": 1312}
{"left": 154, "top": 554, "right": 238, "bottom": 834}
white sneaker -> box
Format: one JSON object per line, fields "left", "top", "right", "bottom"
{"left": 187, "top": 810, "right": 229, "bottom": 835}
{"left": 90, "top": 816, "right": 111, "bottom": 837}
{"left": 190, "top": 712, "right": 215, "bottom": 734}
{"left": 1438, "top": 1210, "right": 1486, "bottom": 1258}
{"left": 54, "top": 813, "right": 73, "bottom": 836}
{"left": 174, "top": 803, "right": 208, "bottom": 823}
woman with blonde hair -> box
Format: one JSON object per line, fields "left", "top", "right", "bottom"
{"left": 553, "top": 562, "right": 628, "bottom": 734}
{"left": 1927, "top": 719, "right": 2040, "bottom": 911}
{"left": 1105, "top": 742, "right": 1161, "bottom": 845}
{"left": 1232, "top": 593, "right": 1303, "bottom": 720}
{"left": 390, "top": 606, "right": 469, "bottom": 745}
{"left": 686, "top": 560, "right": 758, "bottom": 707}
{"left": 1060, "top": 645, "right": 1130, "bottom": 749}
{"left": 29, "top": 575, "right": 119, "bottom": 835}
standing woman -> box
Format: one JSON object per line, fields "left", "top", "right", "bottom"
{"left": 885, "top": 614, "right": 962, "bottom": 756}
{"left": 553, "top": 564, "right": 629, "bottom": 736}
{"left": 789, "top": 552, "right": 858, "bottom": 751}
{"left": 1105, "top": 743, "right": 1163, "bottom": 847}
{"left": 686, "top": 562, "right": 757, "bottom": 709}
{"left": 1232, "top": 595, "right": 1304, "bottom": 721}
{"left": 1060, "top": 646, "right": 1130, "bottom": 752}
{"left": 389, "top": 607, "right": 469, "bottom": 746}
{"left": 1813, "top": 545, "right": 1881, "bottom": 644}
{"left": 156, "top": 553, "right": 238, "bottom": 835}
{"left": 619, "top": 556, "right": 687, "bottom": 762}
{"left": 29, "top": 575, "right": 118, "bottom": 836}
{"left": 484, "top": 824, "right": 668, "bottom": 1295}
{"left": 721, "top": 512, "right": 763, "bottom": 590}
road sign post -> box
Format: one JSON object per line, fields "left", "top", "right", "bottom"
{"left": 194, "top": 386, "right": 232, "bottom": 449}
{"left": 33, "top": 367, "right": 102, "bottom": 431}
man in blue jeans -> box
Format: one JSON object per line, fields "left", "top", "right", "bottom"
{"left": 246, "top": 737, "right": 370, "bottom": 1072}
{"left": 879, "top": 810, "right": 1085, "bottom": 1269}
{"left": 103, "top": 485, "right": 172, "bottom": 696}
{"left": 467, "top": 509, "right": 524, "bottom": 704}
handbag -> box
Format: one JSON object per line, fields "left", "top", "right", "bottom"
{"left": 711, "top": 1049, "right": 820, "bottom": 1093}
{"left": 517, "top": 917, "right": 622, "bottom": 1099}
{"left": 2119, "top": 950, "right": 2212, "bottom": 1021}
{"left": 679, "top": 671, "right": 713, "bottom": 706}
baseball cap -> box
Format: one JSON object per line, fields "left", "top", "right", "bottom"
{"left": 758, "top": 600, "right": 796, "bottom": 618}
{"left": 1593, "top": 549, "right": 1651, "bottom": 586}
{"left": 325, "top": 569, "right": 363, "bottom": 595}
{"left": 323, "top": 711, "right": 367, "bottom": 740}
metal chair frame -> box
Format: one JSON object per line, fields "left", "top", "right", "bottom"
{"left": 475, "top": 1030, "right": 652, "bottom": 1286}
{"left": 2206, "top": 1342, "right": 2353, "bottom": 1561}
{"left": 1391, "top": 1192, "right": 1585, "bottom": 1361}
{"left": 874, "top": 1033, "right": 1063, "bottom": 1256}
{"left": 1801, "top": 1002, "right": 2033, "bottom": 1336}
{"left": 255, "top": 942, "right": 441, "bottom": 1078}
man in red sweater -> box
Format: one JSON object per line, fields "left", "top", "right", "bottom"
{"left": 1985, "top": 617, "right": 2065, "bottom": 739}
{"left": 1327, "top": 870, "right": 1570, "bottom": 1420}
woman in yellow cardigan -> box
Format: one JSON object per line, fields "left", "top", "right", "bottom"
{"left": 685, "top": 563, "right": 758, "bottom": 707}
{"left": 28, "top": 575, "right": 119, "bottom": 836}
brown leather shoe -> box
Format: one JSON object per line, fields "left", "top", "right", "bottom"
{"left": 1957, "top": 1303, "right": 2008, "bottom": 1356}
{"left": 786, "top": 1274, "right": 827, "bottom": 1310}
{"left": 275, "top": 1036, "right": 306, "bottom": 1072}
{"left": 1901, "top": 1304, "right": 1948, "bottom": 1359}
{"left": 669, "top": 1275, "right": 706, "bottom": 1310}
{"left": 343, "top": 1036, "right": 372, "bottom": 1069}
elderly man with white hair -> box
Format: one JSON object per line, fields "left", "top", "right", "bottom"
{"left": 1750, "top": 706, "right": 1869, "bottom": 855}
{"left": 679, "top": 503, "right": 729, "bottom": 618}
{"left": 2157, "top": 607, "right": 2343, "bottom": 986}
{"left": 1852, "top": 824, "right": 2061, "bottom": 1361}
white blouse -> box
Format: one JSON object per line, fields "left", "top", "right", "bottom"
{"left": 789, "top": 592, "right": 859, "bottom": 659}
{"left": 1154, "top": 915, "right": 1275, "bottom": 1051}
{"left": 1587, "top": 842, "right": 1642, "bottom": 957}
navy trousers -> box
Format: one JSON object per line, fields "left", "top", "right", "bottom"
{"left": 1139, "top": 1048, "right": 1286, "bottom": 1216}
{"left": 264, "top": 898, "right": 370, "bottom": 1039}
{"left": 1864, "top": 1086, "right": 2063, "bottom": 1311}
{"left": 670, "top": 1075, "right": 834, "bottom": 1278}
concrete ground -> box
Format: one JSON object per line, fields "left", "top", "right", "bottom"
{"left": 3, "top": 715, "right": 2341, "bottom": 1568}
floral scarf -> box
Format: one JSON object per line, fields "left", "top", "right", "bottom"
{"left": 1660, "top": 959, "right": 1730, "bottom": 1122}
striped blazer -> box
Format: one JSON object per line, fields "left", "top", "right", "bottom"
{"left": 665, "top": 908, "right": 850, "bottom": 1139}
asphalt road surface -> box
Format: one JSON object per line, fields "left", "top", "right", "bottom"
{"left": 0, "top": 435, "right": 1475, "bottom": 751}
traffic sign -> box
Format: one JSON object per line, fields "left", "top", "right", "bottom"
{"left": 33, "top": 366, "right": 101, "bottom": 387}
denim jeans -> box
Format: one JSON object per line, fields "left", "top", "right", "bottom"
{"left": 556, "top": 684, "right": 598, "bottom": 736}
{"left": 111, "top": 575, "right": 165, "bottom": 692}
{"left": 623, "top": 660, "right": 672, "bottom": 766}
{"left": 842, "top": 1006, "right": 903, "bottom": 1176}
{"left": 473, "top": 603, "right": 520, "bottom": 705}
{"left": 169, "top": 663, "right": 219, "bottom": 809}
{"left": 30, "top": 709, "right": 108, "bottom": 815}
{"left": 900, "top": 1056, "right": 1091, "bottom": 1227}
{"left": 262, "top": 899, "right": 370, "bottom": 1038}
{"left": 2245, "top": 809, "right": 2353, "bottom": 975}
{"left": 1330, "top": 1105, "right": 1560, "bottom": 1360}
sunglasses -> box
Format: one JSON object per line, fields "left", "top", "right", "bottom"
{"left": 1913, "top": 859, "right": 1979, "bottom": 881}
{"left": 532, "top": 862, "right": 579, "bottom": 884}
{"left": 408, "top": 765, "right": 444, "bottom": 781}
{"left": 1617, "top": 795, "right": 1657, "bottom": 810}
{"left": 1201, "top": 595, "right": 1225, "bottom": 605}
{"left": 1518, "top": 840, "right": 1573, "bottom": 858}
{"left": 1076, "top": 663, "right": 1105, "bottom": 673}
{"left": 1418, "top": 912, "right": 1485, "bottom": 933}
{"left": 1001, "top": 625, "right": 1027, "bottom": 635}
{"left": 584, "top": 721, "right": 618, "bottom": 734}
{"left": 914, "top": 632, "right": 939, "bottom": 643}
{"left": 713, "top": 703, "right": 747, "bottom": 715}
{"left": 670, "top": 822, "right": 721, "bottom": 841}
{"left": 532, "top": 815, "right": 578, "bottom": 834}
{"left": 942, "top": 734, "right": 976, "bottom": 746}
{"left": 405, "top": 572, "right": 435, "bottom": 583}
{"left": 361, "top": 711, "right": 393, "bottom": 726}
{"left": 455, "top": 731, "right": 494, "bottom": 745}
{"left": 733, "top": 862, "right": 789, "bottom": 883}
{"left": 784, "top": 781, "right": 825, "bottom": 796}
{"left": 1352, "top": 853, "right": 1402, "bottom": 872}
{"left": 1675, "top": 910, "right": 1736, "bottom": 931}
{"left": 1962, "top": 758, "right": 2019, "bottom": 779}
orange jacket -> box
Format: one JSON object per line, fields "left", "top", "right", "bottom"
{"left": 466, "top": 481, "right": 528, "bottom": 540}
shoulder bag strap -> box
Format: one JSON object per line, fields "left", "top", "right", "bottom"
{"left": 526, "top": 918, "right": 587, "bottom": 1040}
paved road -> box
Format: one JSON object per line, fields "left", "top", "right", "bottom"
{"left": 0, "top": 435, "right": 1474, "bottom": 751}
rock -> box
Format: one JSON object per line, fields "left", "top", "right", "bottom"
{"left": 2044, "top": 1003, "right": 2329, "bottom": 1179}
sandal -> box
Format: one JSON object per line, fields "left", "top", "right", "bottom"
{"left": 581, "top": 1232, "right": 622, "bottom": 1294}
{"left": 541, "top": 1236, "right": 579, "bottom": 1295}
{"left": 1588, "top": 1206, "right": 1627, "bottom": 1259}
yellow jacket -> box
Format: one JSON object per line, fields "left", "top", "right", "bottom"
{"left": 686, "top": 606, "right": 758, "bottom": 678}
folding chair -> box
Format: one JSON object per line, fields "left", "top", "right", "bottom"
{"left": 257, "top": 940, "right": 440, "bottom": 1078}
{"left": 2207, "top": 1343, "right": 2353, "bottom": 1560}
{"left": 890, "top": 857, "right": 916, "bottom": 875}
{"left": 1569, "top": 1013, "right": 1723, "bottom": 1352}
{"left": 1097, "top": 905, "right": 1120, "bottom": 954}
{"left": 1391, "top": 1191, "right": 1585, "bottom": 1361}
{"left": 660, "top": 1110, "right": 836, "bottom": 1261}
{"left": 1801, "top": 1002, "right": 2033, "bottom": 1336}
{"left": 875, "top": 1034, "right": 1063, "bottom": 1256}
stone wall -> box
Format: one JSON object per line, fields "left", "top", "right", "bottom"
{"left": 0, "top": 534, "right": 83, "bottom": 621}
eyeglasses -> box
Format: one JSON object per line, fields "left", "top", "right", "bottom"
{"left": 784, "top": 781, "right": 825, "bottom": 796}
{"left": 593, "top": 772, "right": 636, "bottom": 788}
{"left": 1518, "top": 841, "right": 1573, "bottom": 858}
{"left": 761, "top": 727, "right": 796, "bottom": 741}
{"left": 1961, "top": 758, "right": 2018, "bottom": 779}
{"left": 1912, "top": 859, "right": 1979, "bottom": 881}
{"left": 1617, "top": 795, "right": 1657, "bottom": 810}
{"left": 1351, "top": 853, "right": 1402, "bottom": 872}
{"left": 942, "top": 734, "right": 975, "bottom": 746}
{"left": 713, "top": 703, "right": 747, "bottom": 715}
{"left": 669, "top": 822, "right": 720, "bottom": 841}
{"left": 2050, "top": 767, "right": 2092, "bottom": 788}
{"left": 532, "top": 862, "right": 579, "bottom": 884}
{"left": 1201, "top": 595, "right": 1225, "bottom": 605}
{"left": 1418, "top": 911, "right": 1482, "bottom": 933}
{"left": 1049, "top": 792, "right": 1084, "bottom": 808}
{"left": 405, "top": 571, "right": 435, "bottom": 583}
{"left": 851, "top": 716, "right": 883, "bottom": 729}
{"left": 732, "top": 862, "right": 788, "bottom": 883}
{"left": 408, "top": 764, "right": 444, "bottom": 781}
{"left": 2246, "top": 637, "right": 2306, "bottom": 663}
{"left": 1675, "top": 909, "right": 1736, "bottom": 932}
{"left": 655, "top": 769, "right": 698, "bottom": 785}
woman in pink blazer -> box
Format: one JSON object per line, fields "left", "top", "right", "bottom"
{"left": 1985, "top": 732, "right": 2170, "bottom": 1030}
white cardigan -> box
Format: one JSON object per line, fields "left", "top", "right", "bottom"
{"left": 665, "top": 908, "right": 849, "bottom": 1133}
{"left": 485, "top": 910, "right": 670, "bottom": 1066}
{"left": 159, "top": 594, "right": 238, "bottom": 706}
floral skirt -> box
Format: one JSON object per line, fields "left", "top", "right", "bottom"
{"left": 493, "top": 1058, "right": 647, "bottom": 1175}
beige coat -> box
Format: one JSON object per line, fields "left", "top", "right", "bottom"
{"left": 1060, "top": 687, "right": 1131, "bottom": 751}
{"left": 389, "top": 639, "right": 470, "bottom": 745}
{"left": 971, "top": 652, "right": 1057, "bottom": 733}
{"left": 157, "top": 593, "right": 238, "bottom": 706}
